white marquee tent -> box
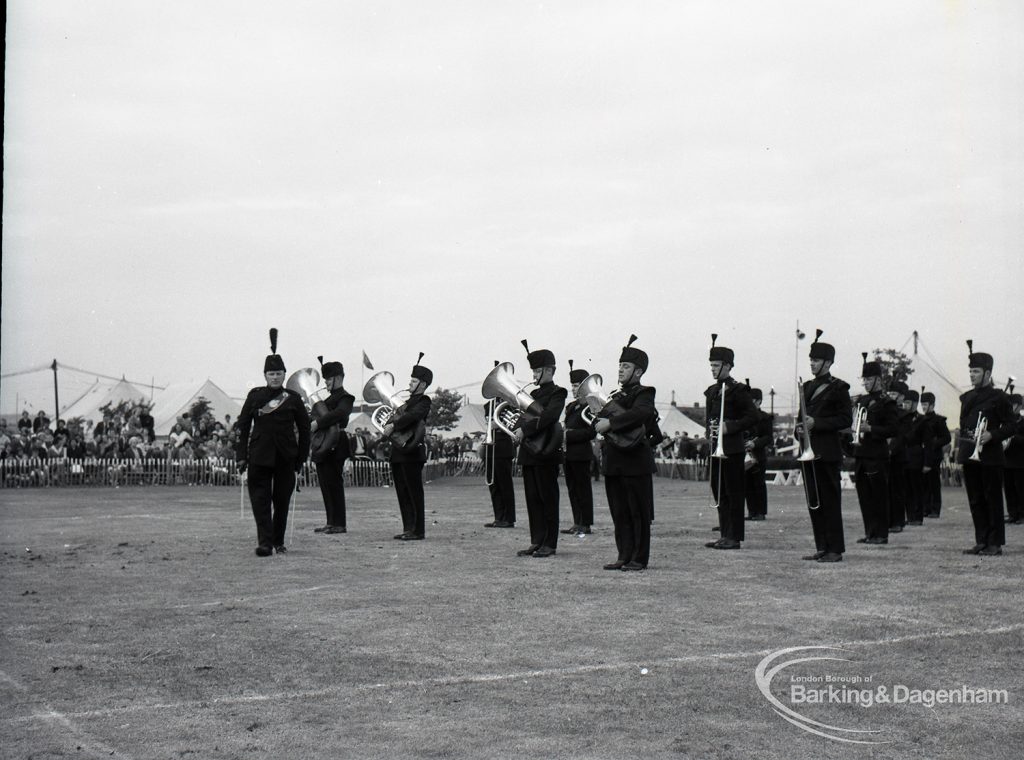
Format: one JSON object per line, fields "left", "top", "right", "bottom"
{"left": 60, "top": 379, "right": 149, "bottom": 423}
{"left": 151, "top": 379, "right": 242, "bottom": 436}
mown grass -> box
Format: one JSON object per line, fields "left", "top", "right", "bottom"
{"left": 1, "top": 478, "right": 1021, "bottom": 759}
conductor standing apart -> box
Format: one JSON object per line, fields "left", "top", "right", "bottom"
{"left": 236, "top": 329, "right": 311, "bottom": 556}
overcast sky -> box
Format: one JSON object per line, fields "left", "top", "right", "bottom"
{"left": 3, "top": 1, "right": 1022, "bottom": 417}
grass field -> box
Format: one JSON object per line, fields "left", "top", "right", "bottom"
{"left": 1, "top": 477, "right": 1021, "bottom": 759}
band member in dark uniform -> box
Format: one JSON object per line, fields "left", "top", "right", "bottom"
{"left": 886, "top": 381, "right": 910, "bottom": 533}
{"left": 919, "top": 387, "right": 951, "bottom": 518}
{"left": 236, "top": 329, "right": 311, "bottom": 557}
{"left": 1004, "top": 392, "right": 1024, "bottom": 525}
{"left": 957, "top": 342, "right": 1015, "bottom": 555}
{"left": 796, "top": 330, "right": 853, "bottom": 563}
{"left": 901, "top": 389, "right": 926, "bottom": 526}
{"left": 512, "top": 340, "right": 567, "bottom": 558}
{"left": 852, "top": 354, "right": 900, "bottom": 545}
{"left": 703, "top": 335, "right": 759, "bottom": 550}
{"left": 743, "top": 383, "right": 773, "bottom": 521}
{"left": 483, "top": 362, "right": 517, "bottom": 529}
{"left": 596, "top": 335, "right": 658, "bottom": 570}
{"left": 562, "top": 359, "right": 596, "bottom": 535}
{"left": 311, "top": 358, "right": 354, "bottom": 535}
{"left": 384, "top": 354, "right": 433, "bottom": 541}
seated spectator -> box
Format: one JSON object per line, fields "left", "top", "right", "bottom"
{"left": 18, "top": 412, "right": 33, "bottom": 435}
{"left": 0, "top": 419, "right": 10, "bottom": 449}
{"left": 67, "top": 435, "right": 87, "bottom": 459}
{"left": 168, "top": 423, "right": 192, "bottom": 450}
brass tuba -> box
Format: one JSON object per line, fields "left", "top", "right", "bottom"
{"left": 362, "top": 371, "right": 414, "bottom": 447}
{"left": 287, "top": 367, "right": 339, "bottom": 461}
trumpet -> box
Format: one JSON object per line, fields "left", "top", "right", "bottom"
{"left": 852, "top": 404, "right": 867, "bottom": 445}
{"left": 968, "top": 414, "right": 988, "bottom": 462}
{"left": 362, "top": 371, "right": 414, "bottom": 447}
{"left": 795, "top": 377, "right": 816, "bottom": 462}
{"left": 575, "top": 373, "right": 645, "bottom": 450}
{"left": 711, "top": 382, "right": 728, "bottom": 459}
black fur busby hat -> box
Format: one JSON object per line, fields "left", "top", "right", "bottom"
{"left": 619, "top": 334, "right": 649, "bottom": 371}
{"left": 568, "top": 359, "right": 588, "bottom": 384}
{"left": 264, "top": 328, "right": 286, "bottom": 373}
{"left": 522, "top": 339, "right": 555, "bottom": 369}
{"left": 411, "top": 352, "right": 433, "bottom": 386}
{"left": 861, "top": 352, "right": 883, "bottom": 378}
{"left": 318, "top": 356, "right": 344, "bottom": 379}
{"left": 808, "top": 329, "right": 836, "bottom": 361}
{"left": 966, "top": 339, "right": 994, "bottom": 371}
{"left": 708, "top": 333, "right": 734, "bottom": 364}
{"left": 920, "top": 386, "right": 936, "bottom": 404}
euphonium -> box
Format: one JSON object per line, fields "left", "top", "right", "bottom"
{"left": 968, "top": 414, "right": 988, "bottom": 462}
{"left": 576, "top": 373, "right": 645, "bottom": 450}
{"left": 481, "top": 362, "right": 541, "bottom": 436}
{"left": 362, "top": 371, "right": 414, "bottom": 447}
{"left": 287, "top": 367, "right": 339, "bottom": 461}
{"left": 711, "top": 382, "right": 728, "bottom": 459}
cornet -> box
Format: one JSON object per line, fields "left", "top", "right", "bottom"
{"left": 968, "top": 414, "right": 988, "bottom": 462}
{"left": 852, "top": 404, "right": 867, "bottom": 445}
{"left": 362, "top": 371, "right": 414, "bottom": 447}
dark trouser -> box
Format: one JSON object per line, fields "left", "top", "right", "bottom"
{"left": 248, "top": 459, "right": 295, "bottom": 548}
{"left": 391, "top": 461, "right": 425, "bottom": 536}
{"left": 744, "top": 463, "right": 768, "bottom": 517}
{"left": 802, "top": 458, "right": 845, "bottom": 554}
{"left": 522, "top": 463, "right": 560, "bottom": 550}
{"left": 486, "top": 452, "right": 516, "bottom": 525}
{"left": 855, "top": 458, "right": 890, "bottom": 540}
{"left": 963, "top": 462, "right": 1005, "bottom": 547}
{"left": 710, "top": 452, "right": 745, "bottom": 542}
{"left": 1004, "top": 468, "right": 1024, "bottom": 521}
{"left": 604, "top": 474, "right": 652, "bottom": 566}
{"left": 564, "top": 459, "right": 594, "bottom": 527}
{"left": 316, "top": 454, "right": 347, "bottom": 528}
{"left": 888, "top": 461, "right": 906, "bottom": 528}
{"left": 904, "top": 467, "right": 924, "bottom": 522}
{"left": 923, "top": 466, "right": 942, "bottom": 516}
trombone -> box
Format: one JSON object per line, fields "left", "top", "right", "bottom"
{"left": 795, "top": 377, "right": 821, "bottom": 510}
{"left": 709, "top": 382, "right": 727, "bottom": 510}
{"left": 483, "top": 399, "right": 497, "bottom": 487}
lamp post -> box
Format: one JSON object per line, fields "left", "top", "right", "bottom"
{"left": 769, "top": 386, "right": 775, "bottom": 417}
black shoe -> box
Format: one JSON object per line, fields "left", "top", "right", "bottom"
{"left": 704, "top": 540, "right": 723, "bottom": 548}
{"left": 962, "top": 544, "right": 985, "bottom": 555}
{"left": 621, "top": 561, "right": 645, "bottom": 571}
{"left": 394, "top": 532, "right": 411, "bottom": 540}
{"left": 274, "top": 545, "right": 287, "bottom": 554}
{"left": 711, "top": 526, "right": 720, "bottom": 532}
{"left": 907, "top": 520, "right": 923, "bottom": 526}
{"left": 817, "top": 552, "right": 843, "bottom": 563}
{"left": 979, "top": 546, "right": 1003, "bottom": 556}
{"left": 324, "top": 526, "right": 347, "bottom": 534}
{"left": 255, "top": 545, "right": 273, "bottom": 557}
{"left": 577, "top": 526, "right": 592, "bottom": 534}
{"left": 713, "top": 539, "right": 740, "bottom": 550}
{"left": 890, "top": 526, "right": 903, "bottom": 533}
{"left": 603, "top": 561, "right": 625, "bottom": 570}
{"left": 925, "top": 513, "right": 939, "bottom": 518}
{"left": 560, "top": 525, "right": 580, "bottom": 534}
{"left": 856, "top": 538, "right": 869, "bottom": 544}
{"left": 866, "top": 537, "right": 888, "bottom": 545}
{"left": 313, "top": 525, "right": 330, "bottom": 533}
{"left": 802, "top": 551, "right": 826, "bottom": 561}
{"left": 494, "top": 521, "right": 515, "bottom": 528}
{"left": 532, "top": 546, "right": 556, "bottom": 558}
{"left": 746, "top": 515, "right": 766, "bottom": 521}
{"left": 484, "top": 522, "right": 498, "bottom": 528}
{"left": 517, "top": 545, "right": 539, "bottom": 556}
{"left": 400, "top": 533, "right": 424, "bottom": 541}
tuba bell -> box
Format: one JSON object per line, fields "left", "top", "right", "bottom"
{"left": 576, "top": 373, "right": 645, "bottom": 450}
{"left": 362, "top": 371, "right": 414, "bottom": 446}
{"left": 287, "top": 368, "right": 329, "bottom": 414}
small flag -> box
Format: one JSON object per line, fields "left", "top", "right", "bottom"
{"left": 362, "top": 351, "right": 374, "bottom": 370}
